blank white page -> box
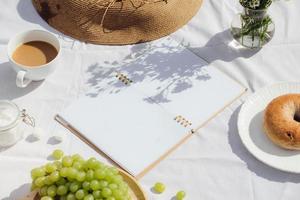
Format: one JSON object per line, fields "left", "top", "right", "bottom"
{"left": 60, "top": 86, "right": 188, "bottom": 176}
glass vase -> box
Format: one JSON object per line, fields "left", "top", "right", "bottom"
{"left": 231, "top": 8, "right": 275, "bottom": 48}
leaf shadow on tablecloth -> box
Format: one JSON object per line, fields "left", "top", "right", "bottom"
{"left": 228, "top": 106, "right": 300, "bottom": 183}
{"left": 84, "top": 38, "right": 211, "bottom": 104}
{"left": 0, "top": 62, "right": 42, "bottom": 100}
{"left": 1, "top": 183, "right": 31, "bottom": 200}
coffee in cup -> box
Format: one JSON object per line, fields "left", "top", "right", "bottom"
{"left": 7, "top": 30, "right": 61, "bottom": 88}
{"left": 12, "top": 41, "right": 58, "bottom": 67}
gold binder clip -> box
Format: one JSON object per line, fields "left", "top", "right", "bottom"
{"left": 174, "top": 115, "right": 192, "bottom": 128}
{"left": 116, "top": 73, "right": 133, "bottom": 85}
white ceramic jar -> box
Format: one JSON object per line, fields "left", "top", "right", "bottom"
{"left": 0, "top": 100, "right": 34, "bottom": 147}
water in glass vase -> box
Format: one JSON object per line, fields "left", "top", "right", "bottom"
{"left": 231, "top": 8, "right": 275, "bottom": 48}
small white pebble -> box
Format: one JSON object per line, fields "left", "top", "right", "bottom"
{"left": 53, "top": 131, "right": 66, "bottom": 143}
{"left": 32, "top": 127, "right": 44, "bottom": 140}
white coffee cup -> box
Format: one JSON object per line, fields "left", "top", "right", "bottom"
{"left": 7, "top": 30, "right": 61, "bottom": 88}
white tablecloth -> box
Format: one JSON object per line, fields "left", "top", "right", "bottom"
{"left": 1, "top": 0, "right": 300, "bottom": 199}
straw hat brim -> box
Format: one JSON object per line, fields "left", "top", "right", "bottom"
{"left": 32, "top": 0, "right": 203, "bottom": 45}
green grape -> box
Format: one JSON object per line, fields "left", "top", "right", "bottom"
{"left": 69, "top": 181, "right": 81, "bottom": 193}
{"left": 31, "top": 167, "right": 46, "bottom": 179}
{"left": 86, "top": 170, "right": 94, "bottom": 181}
{"left": 52, "top": 149, "right": 64, "bottom": 160}
{"left": 102, "top": 188, "right": 112, "bottom": 198}
{"left": 108, "top": 184, "right": 118, "bottom": 190}
{"left": 60, "top": 167, "right": 69, "bottom": 177}
{"left": 90, "top": 180, "right": 100, "bottom": 191}
{"left": 93, "top": 161, "right": 104, "bottom": 169}
{"left": 35, "top": 176, "right": 46, "bottom": 187}
{"left": 75, "top": 189, "right": 86, "bottom": 199}
{"left": 86, "top": 157, "right": 95, "bottom": 164}
{"left": 60, "top": 196, "right": 67, "bottom": 200}
{"left": 112, "top": 189, "right": 123, "bottom": 199}
{"left": 105, "top": 171, "right": 114, "bottom": 182}
{"left": 31, "top": 181, "right": 37, "bottom": 191}
{"left": 65, "top": 182, "right": 71, "bottom": 190}
{"left": 82, "top": 181, "right": 91, "bottom": 191}
{"left": 44, "top": 176, "right": 53, "bottom": 186}
{"left": 176, "top": 191, "right": 186, "bottom": 200}
{"left": 62, "top": 156, "right": 74, "bottom": 167}
{"left": 77, "top": 158, "right": 86, "bottom": 165}
{"left": 118, "top": 182, "right": 127, "bottom": 187}
{"left": 97, "top": 161, "right": 105, "bottom": 168}
{"left": 54, "top": 161, "right": 63, "bottom": 170}
{"left": 57, "top": 185, "right": 68, "bottom": 196}
{"left": 45, "top": 163, "right": 57, "bottom": 173}
{"left": 108, "top": 167, "right": 119, "bottom": 175}
{"left": 47, "top": 185, "right": 57, "bottom": 197}
{"left": 99, "top": 180, "right": 108, "bottom": 189}
{"left": 154, "top": 182, "right": 165, "bottom": 194}
{"left": 86, "top": 157, "right": 98, "bottom": 169}
{"left": 76, "top": 171, "right": 86, "bottom": 182}
{"left": 67, "top": 167, "right": 78, "bottom": 179}
{"left": 106, "top": 197, "right": 116, "bottom": 200}
{"left": 73, "top": 161, "right": 83, "bottom": 171}
{"left": 72, "top": 154, "right": 83, "bottom": 161}
{"left": 94, "top": 169, "right": 106, "bottom": 180}
{"left": 56, "top": 178, "right": 67, "bottom": 186}
{"left": 49, "top": 171, "right": 60, "bottom": 182}
{"left": 83, "top": 194, "right": 94, "bottom": 200}
{"left": 66, "top": 193, "right": 76, "bottom": 200}
{"left": 118, "top": 182, "right": 128, "bottom": 191}
{"left": 111, "top": 175, "right": 123, "bottom": 184}
{"left": 40, "top": 186, "right": 48, "bottom": 196}
{"left": 92, "top": 190, "right": 101, "bottom": 199}
{"left": 82, "top": 162, "right": 89, "bottom": 171}
{"left": 67, "top": 176, "right": 75, "bottom": 182}
{"left": 41, "top": 197, "right": 53, "bottom": 200}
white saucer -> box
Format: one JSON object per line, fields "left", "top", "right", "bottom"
{"left": 238, "top": 82, "right": 300, "bottom": 173}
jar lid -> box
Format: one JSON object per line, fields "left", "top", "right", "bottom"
{"left": 0, "top": 100, "right": 20, "bottom": 131}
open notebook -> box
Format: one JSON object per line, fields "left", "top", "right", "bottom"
{"left": 56, "top": 38, "right": 246, "bottom": 178}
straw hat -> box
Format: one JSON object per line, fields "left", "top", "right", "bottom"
{"left": 32, "top": 0, "right": 203, "bottom": 45}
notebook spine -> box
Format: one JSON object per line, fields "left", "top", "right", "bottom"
{"left": 174, "top": 115, "right": 192, "bottom": 128}
{"left": 116, "top": 73, "right": 133, "bottom": 85}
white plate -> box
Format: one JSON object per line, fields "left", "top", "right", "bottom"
{"left": 238, "top": 82, "right": 300, "bottom": 173}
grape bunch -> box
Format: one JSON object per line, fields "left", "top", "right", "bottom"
{"left": 31, "top": 150, "right": 132, "bottom": 200}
